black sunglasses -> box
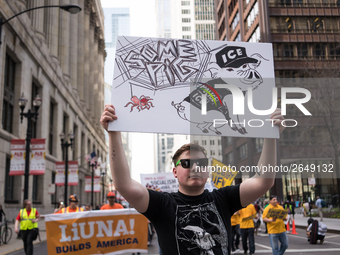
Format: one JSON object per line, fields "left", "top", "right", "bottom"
{"left": 176, "top": 158, "right": 209, "bottom": 169}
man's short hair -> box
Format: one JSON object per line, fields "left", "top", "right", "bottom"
{"left": 308, "top": 218, "right": 314, "bottom": 225}
{"left": 269, "top": 195, "right": 278, "bottom": 201}
{"left": 172, "top": 143, "right": 207, "bottom": 166}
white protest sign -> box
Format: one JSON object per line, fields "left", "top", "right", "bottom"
{"left": 109, "top": 36, "right": 279, "bottom": 138}
{"left": 140, "top": 172, "right": 178, "bottom": 193}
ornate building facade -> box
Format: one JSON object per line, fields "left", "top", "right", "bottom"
{"left": 0, "top": 0, "right": 108, "bottom": 217}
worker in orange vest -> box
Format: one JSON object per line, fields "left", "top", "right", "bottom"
{"left": 54, "top": 194, "right": 84, "bottom": 213}
{"left": 101, "top": 192, "right": 124, "bottom": 210}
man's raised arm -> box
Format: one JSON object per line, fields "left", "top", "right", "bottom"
{"left": 101, "top": 105, "right": 149, "bottom": 213}
{"left": 239, "top": 109, "right": 284, "bottom": 207}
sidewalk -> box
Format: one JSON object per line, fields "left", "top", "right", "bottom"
{"left": 0, "top": 219, "right": 47, "bottom": 255}
{"left": 292, "top": 212, "right": 340, "bottom": 234}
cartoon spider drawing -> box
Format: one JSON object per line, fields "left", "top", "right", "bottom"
{"left": 124, "top": 95, "right": 154, "bottom": 112}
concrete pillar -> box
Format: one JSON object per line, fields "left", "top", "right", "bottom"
{"left": 77, "top": 1, "right": 85, "bottom": 102}
{"left": 98, "top": 38, "right": 105, "bottom": 121}
{"left": 89, "top": 12, "right": 96, "bottom": 119}
{"left": 83, "top": 2, "right": 91, "bottom": 112}
{"left": 45, "top": 0, "right": 59, "bottom": 59}
{"left": 59, "top": 0, "right": 71, "bottom": 78}
{"left": 70, "top": 0, "right": 78, "bottom": 91}
{"left": 30, "top": 0, "right": 45, "bottom": 40}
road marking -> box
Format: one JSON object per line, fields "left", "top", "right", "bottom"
{"left": 257, "top": 233, "right": 269, "bottom": 237}
{"left": 326, "top": 235, "right": 340, "bottom": 239}
{"left": 255, "top": 243, "right": 272, "bottom": 249}
{"left": 248, "top": 248, "right": 340, "bottom": 253}
{"left": 287, "top": 234, "right": 340, "bottom": 246}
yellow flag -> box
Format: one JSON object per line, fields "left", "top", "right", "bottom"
{"left": 211, "top": 158, "right": 238, "bottom": 188}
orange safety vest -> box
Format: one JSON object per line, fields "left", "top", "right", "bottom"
{"left": 61, "top": 206, "right": 84, "bottom": 213}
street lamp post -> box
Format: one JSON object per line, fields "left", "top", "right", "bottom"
{"left": 109, "top": 178, "right": 113, "bottom": 192}
{"left": 101, "top": 168, "right": 106, "bottom": 204}
{"left": 59, "top": 132, "right": 74, "bottom": 207}
{"left": 0, "top": 4, "right": 82, "bottom": 45}
{"left": 89, "top": 158, "right": 97, "bottom": 207}
{"left": 19, "top": 93, "right": 42, "bottom": 200}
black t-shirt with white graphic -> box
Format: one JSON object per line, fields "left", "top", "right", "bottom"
{"left": 142, "top": 185, "right": 242, "bottom": 255}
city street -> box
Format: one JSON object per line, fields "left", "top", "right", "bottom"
{"left": 5, "top": 228, "right": 340, "bottom": 255}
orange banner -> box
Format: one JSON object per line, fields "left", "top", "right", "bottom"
{"left": 44, "top": 209, "right": 148, "bottom": 255}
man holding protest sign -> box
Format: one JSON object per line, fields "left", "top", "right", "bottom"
{"left": 100, "top": 105, "right": 284, "bottom": 255}
{"left": 263, "top": 195, "right": 289, "bottom": 255}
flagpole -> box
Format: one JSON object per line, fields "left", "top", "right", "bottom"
{"left": 91, "top": 163, "right": 94, "bottom": 207}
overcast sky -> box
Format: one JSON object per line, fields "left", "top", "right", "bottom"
{"left": 101, "top": 0, "right": 157, "bottom": 183}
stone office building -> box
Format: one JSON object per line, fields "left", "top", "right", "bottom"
{"left": 215, "top": 0, "right": 340, "bottom": 205}
{"left": 0, "top": 0, "right": 107, "bottom": 217}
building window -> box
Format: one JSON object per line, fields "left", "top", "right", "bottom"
{"left": 284, "top": 17, "right": 293, "bottom": 32}
{"left": 2, "top": 54, "right": 16, "bottom": 133}
{"left": 161, "top": 138, "right": 165, "bottom": 150}
{"left": 314, "top": 43, "right": 326, "bottom": 58}
{"left": 248, "top": 26, "right": 261, "bottom": 43}
{"left": 182, "top": 9, "right": 190, "bottom": 14}
{"left": 195, "top": 0, "right": 214, "bottom": 21}
{"left": 284, "top": 44, "right": 294, "bottom": 57}
{"left": 182, "top": 26, "right": 191, "bottom": 31}
{"left": 231, "top": 11, "right": 239, "bottom": 32}
{"left": 210, "top": 150, "right": 215, "bottom": 156}
{"left": 226, "top": 137, "right": 233, "bottom": 146}
{"left": 226, "top": 152, "right": 233, "bottom": 165}
{"left": 330, "top": 43, "right": 340, "bottom": 59}
{"left": 297, "top": 43, "right": 308, "bottom": 58}
{"left": 182, "top": 18, "right": 191, "bottom": 23}
{"left": 254, "top": 138, "right": 264, "bottom": 153}
{"left": 4, "top": 156, "right": 14, "bottom": 201}
{"left": 310, "top": 17, "right": 324, "bottom": 32}
{"left": 210, "top": 140, "right": 215, "bottom": 145}
{"left": 51, "top": 172, "right": 56, "bottom": 205}
{"left": 182, "top": 1, "right": 190, "bottom": 5}
{"left": 218, "top": 140, "right": 221, "bottom": 146}
{"left": 238, "top": 143, "right": 248, "bottom": 160}
{"left": 196, "top": 23, "right": 215, "bottom": 40}
{"left": 73, "top": 124, "right": 78, "bottom": 160}
{"left": 167, "top": 137, "right": 174, "bottom": 149}
{"left": 81, "top": 133, "right": 85, "bottom": 166}
{"left": 32, "top": 175, "right": 41, "bottom": 203}
{"left": 182, "top": 35, "right": 192, "bottom": 39}
{"left": 246, "top": 2, "right": 258, "bottom": 29}
{"left": 49, "top": 102, "right": 55, "bottom": 155}
{"left": 234, "top": 32, "right": 241, "bottom": 42}
{"left": 202, "top": 140, "right": 207, "bottom": 145}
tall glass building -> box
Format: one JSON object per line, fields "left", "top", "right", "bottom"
{"left": 103, "top": 8, "right": 130, "bottom": 85}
